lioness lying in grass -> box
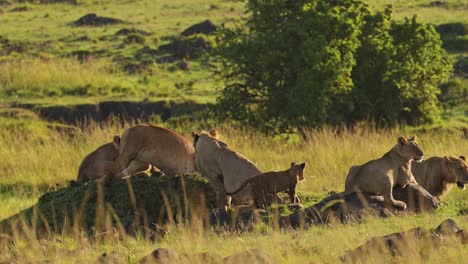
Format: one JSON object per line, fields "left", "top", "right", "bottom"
{"left": 226, "top": 162, "right": 306, "bottom": 208}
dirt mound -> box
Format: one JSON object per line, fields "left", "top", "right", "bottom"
{"left": 181, "top": 20, "right": 217, "bottom": 36}
{"left": 436, "top": 23, "right": 468, "bottom": 36}
{"left": 157, "top": 36, "right": 212, "bottom": 60}
{"left": 0, "top": 174, "right": 216, "bottom": 237}
{"left": 72, "top": 13, "right": 124, "bottom": 27}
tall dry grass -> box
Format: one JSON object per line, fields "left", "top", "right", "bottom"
{"left": 0, "top": 120, "right": 467, "bottom": 263}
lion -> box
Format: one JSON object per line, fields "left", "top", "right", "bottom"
{"left": 192, "top": 130, "right": 262, "bottom": 210}
{"left": 412, "top": 155, "right": 467, "bottom": 199}
{"left": 226, "top": 162, "right": 306, "bottom": 208}
{"left": 78, "top": 135, "right": 153, "bottom": 182}
{"left": 77, "top": 135, "right": 121, "bottom": 182}
{"left": 341, "top": 136, "right": 424, "bottom": 210}
{"left": 103, "top": 124, "right": 196, "bottom": 181}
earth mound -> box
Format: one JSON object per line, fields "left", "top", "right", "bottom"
{"left": 72, "top": 13, "right": 124, "bottom": 27}
{"left": 181, "top": 20, "right": 217, "bottom": 36}
{"left": 0, "top": 174, "right": 216, "bottom": 236}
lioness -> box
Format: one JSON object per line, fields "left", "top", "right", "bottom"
{"left": 192, "top": 130, "right": 262, "bottom": 210}
{"left": 106, "top": 124, "right": 196, "bottom": 181}
{"left": 344, "top": 136, "right": 424, "bottom": 210}
{"left": 412, "top": 155, "right": 468, "bottom": 198}
{"left": 77, "top": 135, "right": 121, "bottom": 182}
{"left": 78, "top": 135, "right": 153, "bottom": 182}
{"left": 227, "top": 162, "right": 306, "bottom": 208}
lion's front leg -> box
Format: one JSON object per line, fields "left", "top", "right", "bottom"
{"left": 383, "top": 192, "right": 407, "bottom": 210}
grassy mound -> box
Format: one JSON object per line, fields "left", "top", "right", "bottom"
{"left": 0, "top": 174, "right": 216, "bottom": 236}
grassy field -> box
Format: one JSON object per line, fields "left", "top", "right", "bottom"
{"left": 0, "top": 0, "right": 466, "bottom": 104}
{"left": 0, "top": 0, "right": 467, "bottom": 263}
{"left": 0, "top": 118, "right": 467, "bottom": 262}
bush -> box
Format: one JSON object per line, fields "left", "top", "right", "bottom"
{"left": 214, "top": 1, "right": 452, "bottom": 131}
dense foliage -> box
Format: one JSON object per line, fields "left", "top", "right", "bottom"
{"left": 214, "top": 0, "right": 452, "bottom": 131}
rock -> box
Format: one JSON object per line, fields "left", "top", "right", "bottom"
{"left": 433, "top": 219, "right": 462, "bottom": 237}
{"left": 282, "top": 184, "right": 439, "bottom": 227}
{"left": 72, "top": 13, "right": 124, "bottom": 27}
{"left": 341, "top": 227, "right": 427, "bottom": 262}
{"left": 140, "top": 248, "right": 184, "bottom": 264}
{"left": 225, "top": 249, "right": 276, "bottom": 264}
{"left": 181, "top": 20, "right": 217, "bottom": 36}
{"left": 341, "top": 219, "right": 467, "bottom": 262}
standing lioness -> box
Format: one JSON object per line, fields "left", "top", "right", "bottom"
{"left": 106, "top": 124, "right": 196, "bottom": 181}
{"left": 192, "top": 130, "right": 262, "bottom": 210}
{"left": 345, "top": 136, "right": 424, "bottom": 210}
{"left": 227, "top": 162, "right": 306, "bottom": 208}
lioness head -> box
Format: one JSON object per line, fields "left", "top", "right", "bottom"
{"left": 446, "top": 156, "right": 468, "bottom": 190}
{"left": 397, "top": 136, "right": 424, "bottom": 162}
{"left": 290, "top": 162, "right": 306, "bottom": 181}
{"left": 191, "top": 129, "right": 225, "bottom": 149}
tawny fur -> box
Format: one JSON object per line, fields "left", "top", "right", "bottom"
{"left": 77, "top": 135, "right": 120, "bottom": 182}
{"left": 412, "top": 155, "right": 468, "bottom": 199}
{"left": 192, "top": 130, "right": 261, "bottom": 210}
{"left": 226, "top": 162, "right": 305, "bottom": 208}
{"left": 343, "top": 136, "right": 424, "bottom": 210}
{"left": 107, "top": 124, "right": 196, "bottom": 181}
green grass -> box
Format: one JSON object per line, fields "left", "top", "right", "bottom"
{"left": 0, "top": 0, "right": 466, "bottom": 104}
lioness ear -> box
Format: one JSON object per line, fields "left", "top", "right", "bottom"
{"left": 397, "top": 136, "right": 407, "bottom": 145}
{"left": 209, "top": 129, "right": 218, "bottom": 139}
{"left": 112, "top": 134, "right": 120, "bottom": 149}
{"left": 191, "top": 131, "right": 197, "bottom": 138}
{"left": 460, "top": 156, "right": 466, "bottom": 161}
{"left": 409, "top": 135, "right": 417, "bottom": 141}
{"left": 300, "top": 163, "right": 306, "bottom": 169}
{"left": 291, "top": 162, "right": 296, "bottom": 167}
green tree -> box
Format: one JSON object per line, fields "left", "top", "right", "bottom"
{"left": 214, "top": 0, "right": 451, "bottom": 131}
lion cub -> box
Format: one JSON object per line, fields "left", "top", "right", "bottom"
{"left": 227, "top": 162, "right": 306, "bottom": 208}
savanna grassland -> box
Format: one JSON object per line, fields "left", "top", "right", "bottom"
{"left": 0, "top": 0, "right": 467, "bottom": 263}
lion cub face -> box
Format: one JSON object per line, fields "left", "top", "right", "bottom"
{"left": 397, "top": 136, "right": 424, "bottom": 162}
{"left": 290, "top": 162, "right": 306, "bottom": 181}
{"left": 448, "top": 156, "right": 468, "bottom": 190}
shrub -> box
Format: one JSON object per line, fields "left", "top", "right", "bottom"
{"left": 214, "top": 1, "right": 452, "bottom": 131}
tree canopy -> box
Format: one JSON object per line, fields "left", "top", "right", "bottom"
{"left": 213, "top": 0, "right": 452, "bottom": 132}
